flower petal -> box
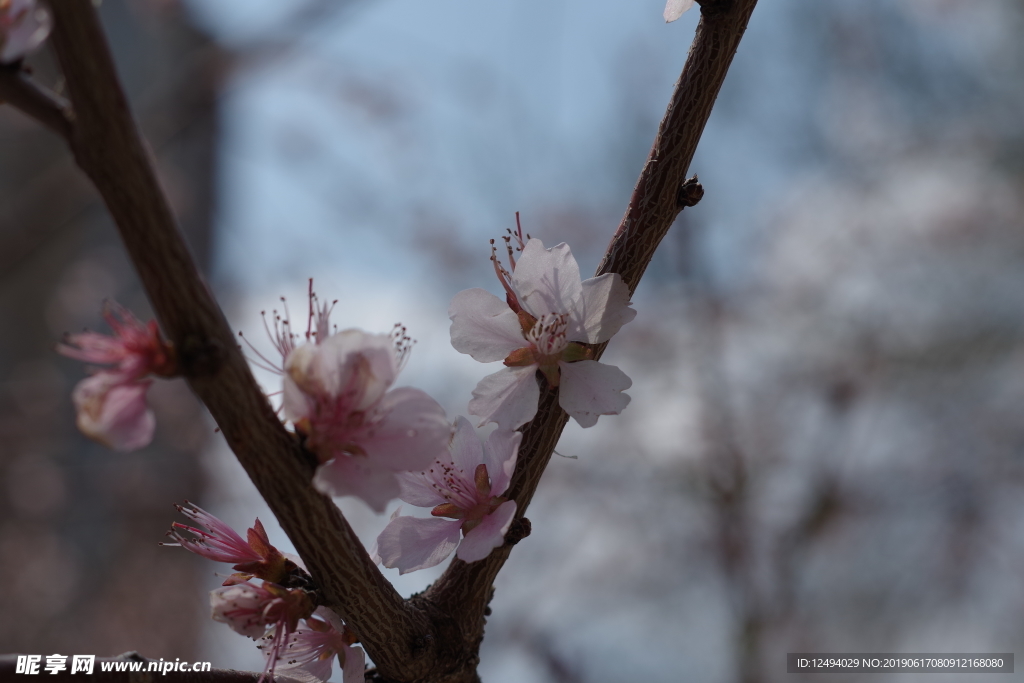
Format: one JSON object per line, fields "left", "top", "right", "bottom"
{"left": 511, "top": 240, "right": 584, "bottom": 320}
{"left": 577, "top": 273, "right": 637, "bottom": 343}
{"left": 456, "top": 499, "right": 517, "bottom": 563}
{"left": 483, "top": 429, "right": 521, "bottom": 497}
{"left": 449, "top": 415, "right": 484, "bottom": 475}
{"left": 340, "top": 645, "right": 366, "bottom": 683}
{"left": 0, "top": 0, "right": 52, "bottom": 64}
{"left": 664, "top": 0, "right": 695, "bottom": 22}
{"left": 73, "top": 375, "right": 155, "bottom": 451}
{"left": 449, "top": 288, "right": 526, "bottom": 362}
{"left": 288, "top": 330, "right": 397, "bottom": 411}
{"left": 468, "top": 365, "right": 541, "bottom": 430}
{"left": 375, "top": 515, "right": 462, "bottom": 574}
{"left": 313, "top": 455, "right": 401, "bottom": 513}
{"left": 281, "top": 375, "right": 313, "bottom": 423}
{"left": 557, "top": 360, "right": 632, "bottom": 428}
{"left": 358, "top": 387, "right": 450, "bottom": 471}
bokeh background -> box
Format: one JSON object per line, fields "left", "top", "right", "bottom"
{"left": 2, "top": 1, "right": 1023, "bottom": 681}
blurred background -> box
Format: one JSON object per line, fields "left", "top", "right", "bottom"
{"left": 1, "top": 0, "right": 1023, "bottom": 681}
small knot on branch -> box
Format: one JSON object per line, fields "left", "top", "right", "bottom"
{"left": 178, "top": 333, "right": 225, "bottom": 377}
{"left": 677, "top": 175, "right": 704, "bottom": 209}
{"left": 505, "top": 517, "right": 532, "bottom": 546}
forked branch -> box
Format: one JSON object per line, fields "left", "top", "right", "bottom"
{"left": 6, "top": 0, "right": 761, "bottom": 679}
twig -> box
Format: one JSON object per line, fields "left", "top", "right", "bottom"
{"left": 43, "top": 2, "right": 429, "bottom": 679}
{"left": 0, "top": 63, "right": 74, "bottom": 139}
{"left": 425, "top": 0, "right": 761, "bottom": 654}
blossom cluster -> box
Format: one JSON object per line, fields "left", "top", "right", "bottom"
{"left": 57, "top": 302, "right": 176, "bottom": 451}
{"left": 63, "top": 224, "right": 636, "bottom": 675}
{"left": 166, "top": 504, "right": 365, "bottom": 683}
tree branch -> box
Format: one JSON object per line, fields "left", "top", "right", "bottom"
{"left": 43, "top": 2, "right": 429, "bottom": 678}
{"left": 425, "top": 0, "right": 760, "bottom": 658}
{"left": 0, "top": 63, "right": 74, "bottom": 139}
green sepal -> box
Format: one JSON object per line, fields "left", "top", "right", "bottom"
{"left": 560, "top": 342, "right": 594, "bottom": 363}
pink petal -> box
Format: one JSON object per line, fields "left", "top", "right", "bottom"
{"left": 448, "top": 288, "right": 526, "bottom": 362}
{"left": 511, "top": 240, "right": 584, "bottom": 320}
{"left": 664, "top": 0, "right": 695, "bottom": 22}
{"left": 557, "top": 360, "right": 632, "bottom": 428}
{"left": 449, "top": 415, "right": 484, "bottom": 475}
{"left": 287, "top": 330, "right": 397, "bottom": 411}
{"left": 341, "top": 645, "right": 366, "bottom": 683}
{"left": 483, "top": 429, "right": 521, "bottom": 497}
{"left": 359, "top": 387, "right": 450, "bottom": 471}
{"left": 397, "top": 470, "right": 447, "bottom": 507}
{"left": 468, "top": 365, "right": 541, "bottom": 430}
{"left": 375, "top": 515, "right": 462, "bottom": 574}
{"left": 456, "top": 499, "right": 517, "bottom": 563}
{"left": 0, "top": 0, "right": 51, "bottom": 64}
{"left": 577, "top": 273, "right": 637, "bottom": 344}
{"left": 312, "top": 455, "right": 401, "bottom": 513}
{"left": 73, "top": 375, "right": 155, "bottom": 451}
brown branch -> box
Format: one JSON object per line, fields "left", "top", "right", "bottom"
{"left": 43, "top": 2, "right": 429, "bottom": 679}
{"left": 424, "top": 0, "right": 760, "bottom": 664}
{"left": 0, "top": 63, "right": 74, "bottom": 139}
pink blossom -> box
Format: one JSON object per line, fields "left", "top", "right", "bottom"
{"left": 266, "top": 608, "right": 365, "bottom": 683}
{"left": 283, "top": 325, "right": 451, "bottom": 513}
{"left": 164, "top": 502, "right": 289, "bottom": 585}
{"left": 242, "top": 282, "right": 451, "bottom": 511}
{"left": 71, "top": 374, "right": 155, "bottom": 451}
{"left": 0, "top": 0, "right": 51, "bottom": 64}
{"left": 449, "top": 230, "right": 635, "bottom": 429}
{"left": 58, "top": 302, "right": 175, "bottom": 451}
{"left": 664, "top": 0, "right": 695, "bottom": 22}
{"left": 210, "top": 580, "right": 314, "bottom": 642}
{"left": 375, "top": 416, "right": 521, "bottom": 574}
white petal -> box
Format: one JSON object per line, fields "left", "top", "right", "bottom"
{"left": 483, "top": 429, "right": 521, "bottom": 496}
{"left": 281, "top": 375, "right": 313, "bottom": 422}
{"left": 456, "top": 500, "right": 517, "bottom": 563}
{"left": 375, "top": 515, "right": 462, "bottom": 574}
{"left": 664, "top": 0, "right": 695, "bottom": 22}
{"left": 449, "top": 288, "right": 526, "bottom": 362}
{"left": 512, "top": 240, "right": 584, "bottom": 319}
{"left": 313, "top": 456, "right": 401, "bottom": 512}
{"left": 449, "top": 415, "right": 484, "bottom": 475}
{"left": 577, "top": 273, "right": 637, "bottom": 343}
{"left": 397, "top": 470, "right": 447, "bottom": 507}
{"left": 468, "top": 366, "right": 540, "bottom": 430}
{"left": 557, "top": 360, "right": 632, "bottom": 428}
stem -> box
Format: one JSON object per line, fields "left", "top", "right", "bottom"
{"left": 426, "top": 0, "right": 760, "bottom": 659}
{"left": 44, "top": 2, "right": 428, "bottom": 678}
{"left": 0, "top": 63, "right": 74, "bottom": 139}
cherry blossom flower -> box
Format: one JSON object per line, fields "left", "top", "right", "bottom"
{"left": 210, "top": 581, "right": 314, "bottom": 640}
{"left": 265, "top": 607, "right": 365, "bottom": 683}
{"left": 0, "top": 0, "right": 51, "bottom": 64}
{"left": 664, "top": 0, "right": 695, "bottom": 22}
{"left": 58, "top": 302, "right": 176, "bottom": 451}
{"left": 449, "top": 229, "right": 635, "bottom": 429}
{"left": 212, "top": 580, "right": 319, "bottom": 683}
{"left": 250, "top": 281, "right": 451, "bottom": 512}
{"left": 375, "top": 417, "right": 521, "bottom": 574}
{"left": 163, "top": 502, "right": 289, "bottom": 585}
